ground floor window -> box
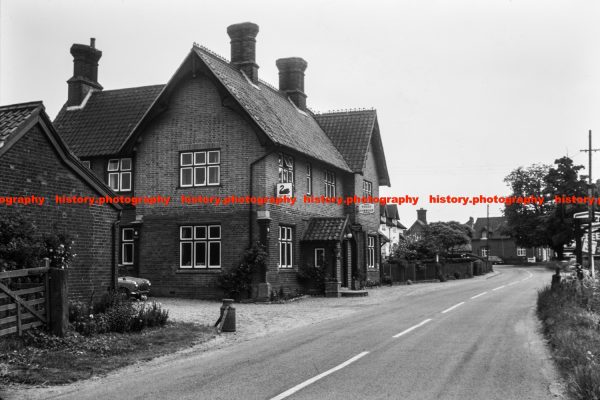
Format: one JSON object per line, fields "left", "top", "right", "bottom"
{"left": 517, "top": 247, "right": 526, "bottom": 257}
{"left": 279, "top": 226, "right": 293, "bottom": 268}
{"left": 481, "top": 248, "right": 489, "bottom": 257}
{"left": 180, "top": 225, "right": 221, "bottom": 269}
{"left": 121, "top": 228, "right": 134, "bottom": 265}
{"left": 367, "top": 236, "right": 375, "bottom": 268}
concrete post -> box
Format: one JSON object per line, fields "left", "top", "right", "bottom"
{"left": 49, "top": 268, "right": 68, "bottom": 337}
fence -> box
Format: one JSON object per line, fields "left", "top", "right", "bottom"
{"left": 0, "top": 260, "right": 69, "bottom": 337}
{"left": 0, "top": 266, "right": 50, "bottom": 337}
{"left": 384, "top": 259, "right": 492, "bottom": 284}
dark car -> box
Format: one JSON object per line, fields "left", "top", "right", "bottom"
{"left": 487, "top": 256, "right": 504, "bottom": 265}
{"left": 117, "top": 276, "right": 151, "bottom": 300}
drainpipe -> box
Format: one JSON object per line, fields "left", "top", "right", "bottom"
{"left": 248, "top": 148, "right": 276, "bottom": 247}
{"left": 112, "top": 212, "right": 121, "bottom": 290}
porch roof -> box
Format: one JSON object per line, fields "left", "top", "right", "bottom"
{"left": 302, "top": 216, "right": 350, "bottom": 242}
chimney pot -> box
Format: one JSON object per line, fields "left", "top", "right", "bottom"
{"left": 276, "top": 57, "right": 308, "bottom": 110}
{"left": 90, "top": 38, "right": 96, "bottom": 48}
{"left": 227, "top": 22, "right": 259, "bottom": 83}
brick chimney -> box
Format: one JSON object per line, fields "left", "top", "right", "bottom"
{"left": 417, "top": 208, "right": 427, "bottom": 224}
{"left": 276, "top": 57, "right": 307, "bottom": 110}
{"left": 227, "top": 22, "right": 259, "bottom": 83}
{"left": 67, "top": 38, "right": 103, "bottom": 107}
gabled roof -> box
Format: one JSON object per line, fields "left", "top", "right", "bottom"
{"left": 379, "top": 204, "right": 406, "bottom": 229}
{"left": 192, "top": 47, "right": 351, "bottom": 172}
{"left": 315, "top": 110, "right": 390, "bottom": 185}
{"left": 0, "top": 101, "right": 42, "bottom": 149}
{"left": 0, "top": 101, "right": 125, "bottom": 210}
{"left": 472, "top": 217, "right": 510, "bottom": 239}
{"left": 302, "top": 216, "right": 350, "bottom": 242}
{"left": 54, "top": 85, "right": 164, "bottom": 157}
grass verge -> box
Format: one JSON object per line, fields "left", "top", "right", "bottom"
{"left": 0, "top": 322, "right": 215, "bottom": 386}
{"left": 538, "top": 282, "right": 600, "bottom": 400}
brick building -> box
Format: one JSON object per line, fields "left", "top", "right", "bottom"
{"left": 0, "top": 102, "right": 124, "bottom": 299}
{"left": 379, "top": 204, "right": 406, "bottom": 259}
{"left": 471, "top": 216, "right": 551, "bottom": 263}
{"left": 53, "top": 22, "right": 391, "bottom": 298}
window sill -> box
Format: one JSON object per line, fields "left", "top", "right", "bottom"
{"left": 176, "top": 269, "right": 221, "bottom": 274}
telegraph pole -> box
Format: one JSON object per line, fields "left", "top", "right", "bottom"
{"left": 580, "top": 130, "right": 599, "bottom": 279}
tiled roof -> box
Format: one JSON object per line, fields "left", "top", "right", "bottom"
{"left": 54, "top": 85, "right": 164, "bottom": 157}
{"left": 473, "top": 217, "right": 510, "bottom": 239}
{"left": 193, "top": 47, "right": 351, "bottom": 172}
{"left": 0, "top": 102, "right": 42, "bottom": 150}
{"left": 314, "top": 110, "right": 376, "bottom": 172}
{"left": 302, "top": 217, "right": 349, "bottom": 241}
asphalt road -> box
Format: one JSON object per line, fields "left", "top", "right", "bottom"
{"left": 14, "top": 266, "right": 563, "bottom": 400}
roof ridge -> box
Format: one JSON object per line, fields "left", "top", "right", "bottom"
{"left": 0, "top": 101, "right": 43, "bottom": 112}
{"left": 193, "top": 43, "right": 231, "bottom": 64}
{"left": 314, "top": 108, "right": 376, "bottom": 116}
{"left": 99, "top": 84, "right": 166, "bottom": 93}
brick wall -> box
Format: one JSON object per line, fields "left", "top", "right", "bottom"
{"left": 0, "top": 125, "right": 119, "bottom": 300}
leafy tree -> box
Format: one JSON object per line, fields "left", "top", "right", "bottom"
{"left": 392, "top": 222, "right": 471, "bottom": 261}
{"left": 503, "top": 157, "right": 587, "bottom": 260}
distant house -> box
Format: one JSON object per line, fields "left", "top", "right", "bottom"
{"left": 0, "top": 102, "right": 125, "bottom": 299}
{"left": 470, "top": 216, "right": 551, "bottom": 263}
{"left": 407, "top": 208, "right": 428, "bottom": 240}
{"left": 379, "top": 204, "right": 406, "bottom": 258}
{"left": 52, "top": 23, "right": 391, "bottom": 298}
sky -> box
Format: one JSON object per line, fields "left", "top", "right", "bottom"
{"left": 1, "top": 0, "right": 599, "bottom": 227}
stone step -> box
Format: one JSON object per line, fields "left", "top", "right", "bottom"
{"left": 340, "top": 290, "right": 369, "bottom": 297}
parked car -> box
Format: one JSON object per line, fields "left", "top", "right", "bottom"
{"left": 487, "top": 256, "right": 504, "bottom": 265}
{"left": 117, "top": 276, "right": 151, "bottom": 300}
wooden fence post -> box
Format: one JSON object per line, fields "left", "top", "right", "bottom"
{"left": 49, "top": 268, "right": 68, "bottom": 337}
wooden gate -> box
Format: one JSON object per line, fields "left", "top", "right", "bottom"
{"left": 0, "top": 266, "right": 50, "bottom": 337}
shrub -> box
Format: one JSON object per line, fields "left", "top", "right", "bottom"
{"left": 43, "top": 233, "right": 76, "bottom": 269}
{"left": 130, "top": 302, "right": 169, "bottom": 331}
{"left": 218, "top": 242, "right": 267, "bottom": 300}
{"left": 297, "top": 263, "right": 328, "bottom": 293}
{"left": 0, "top": 212, "right": 44, "bottom": 271}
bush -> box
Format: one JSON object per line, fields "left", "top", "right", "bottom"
{"left": 218, "top": 242, "right": 267, "bottom": 300}
{"left": 297, "top": 263, "right": 328, "bottom": 293}
{"left": 0, "top": 212, "right": 44, "bottom": 271}
{"left": 538, "top": 283, "right": 600, "bottom": 399}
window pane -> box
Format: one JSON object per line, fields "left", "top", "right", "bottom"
{"left": 108, "top": 159, "right": 119, "bottom": 171}
{"left": 194, "top": 151, "right": 206, "bottom": 165}
{"left": 108, "top": 173, "right": 119, "bottom": 191}
{"left": 208, "top": 166, "right": 220, "bottom": 185}
{"left": 209, "top": 242, "right": 221, "bottom": 267}
{"left": 181, "top": 152, "right": 193, "bottom": 166}
{"left": 195, "top": 226, "right": 206, "bottom": 240}
{"left": 181, "top": 167, "right": 193, "bottom": 186}
{"left": 180, "top": 226, "right": 193, "bottom": 239}
{"left": 195, "top": 242, "right": 206, "bottom": 267}
{"left": 120, "top": 158, "right": 132, "bottom": 171}
{"left": 194, "top": 167, "right": 206, "bottom": 186}
{"left": 180, "top": 242, "right": 192, "bottom": 268}
{"left": 208, "top": 150, "right": 220, "bottom": 164}
{"left": 120, "top": 172, "right": 132, "bottom": 191}
{"left": 122, "top": 228, "right": 134, "bottom": 241}
{"left": 208, "top": 225, "right": 221, "bottom": 239}
{"left": 122, "top": 243, "right": 134, "bottom": 264}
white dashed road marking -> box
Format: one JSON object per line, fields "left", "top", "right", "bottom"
{"left": 393, "top": 319, "right": 433, "bottom": 338}
{"left": 270, "top": 351, "right": 370, "bottom": 400}
{"left": 470, "top": 291, "right": 487, "bottom": 299}
{"left": 492, "top": 285, "right": 506, "bottom": 291}
{"left": 441, "top": 302, "right": 465, "bottom": 314}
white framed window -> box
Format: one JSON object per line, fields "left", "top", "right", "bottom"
{"left": 367, "top": 236, "right": 375, "bottom": 268}
{"left": 306, "top": 163, "right": 312, "bottom": 195}
{"left": 325, "top": 170, "right": 336, "bottom": 197}
{"left": 180, "top": 225, "right": 221, "bottom": 269}
{"left": 481, "top": 248, "right": 489, "bottom": 257}
{"left": 517, "top": 247, "right": 526, "bottom": 257}
{"left": 121, "top": 228, "right": 134, "bottom": 265}
{"left": 180, "top": 150, "right": 220, "bottom": 187}
{"left": 278, "top": 153, "right": 294, "bottom": 184}
{"left": 363, "top": 180, "right": 373, "bottom": 197}
{"left": 315, "top": 248, "right": 325, "bottom": 268}
{"left": 279, "top": 226, "right": 293, "bottom": 268}
{"left": 107, "top": 158, "right": 132, "bottom": 192}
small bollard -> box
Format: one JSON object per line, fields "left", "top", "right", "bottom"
{"left": 218, "top": 298, "right": 236, "bottom": 332}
